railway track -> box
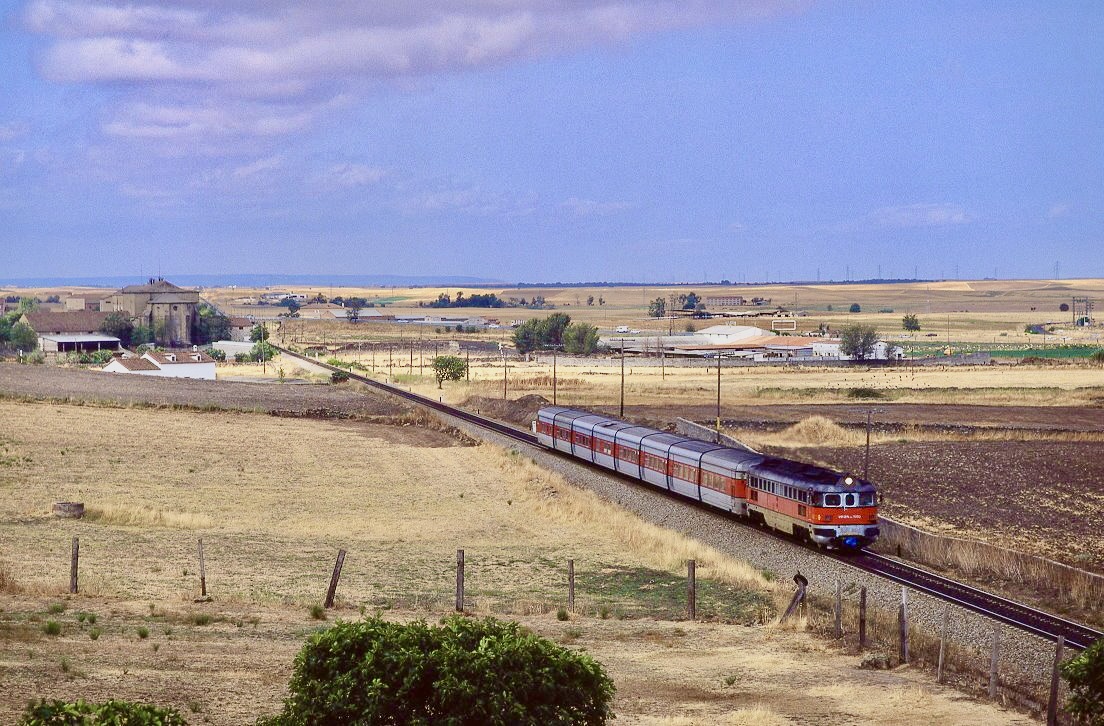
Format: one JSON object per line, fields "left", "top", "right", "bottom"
{"left": 278, "top": 346, "right": 1101, "bottom": 650}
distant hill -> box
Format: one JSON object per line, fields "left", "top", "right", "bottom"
{"left": 0, "top": 274, "right": 506, "bottom": 288}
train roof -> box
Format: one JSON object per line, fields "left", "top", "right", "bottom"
{"left": 750, "top": 456, "right": 875, "bottom": 492}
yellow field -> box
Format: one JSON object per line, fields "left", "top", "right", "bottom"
{"left": 0, "top": 399, "right": 1036, "bottom": 724}
{"left": 318, "top": 351, "right": 1104, "bottom": 408}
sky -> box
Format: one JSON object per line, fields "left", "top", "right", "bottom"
{"left": 1, "top": 1, "right": 1102, "bottom": 284}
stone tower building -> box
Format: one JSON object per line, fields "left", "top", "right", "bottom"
{"left": 102, "top": 278, "right": 201, "bottom": 346}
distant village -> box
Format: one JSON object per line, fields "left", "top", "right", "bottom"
{"left": 0, "top": 278, "right": 905, "bottom": 383}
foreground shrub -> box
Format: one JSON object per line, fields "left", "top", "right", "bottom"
{"left": 263, "top": 615, "right": 614, "bottom": 725}
{"left": 1062, "top": 638, "right": 1104, "bottom": 725}
{"left": 22, "top": 699, "right": 186, "bottom": 725}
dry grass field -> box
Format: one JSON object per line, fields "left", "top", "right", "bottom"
{"left": 9, "top": 278, "right": 1103, "bottom": 345}
{"left": 320, "top": 350, "right": 1104, "bottom": 409}
{"left": 0, "top": 399, "right": 1036, "bottom": 724}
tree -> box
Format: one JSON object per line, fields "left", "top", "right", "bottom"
{"left": 901, "top": 314, "right": 921, "bottom": 332}
{"left": 261, "top": 616, "right": 614, "bottom": 726}
{"left": 598, "top": 296, "right": 605, "bottom": 306}
{"left": 682, "top": 292, "right": 700, "bottom": 310}
{"left": 195, "top": 304, "right": 231, "bottom": 344}
{"left": 251, "top": 341, "right": 278, "bottom": 362}
{"left": 849, "top": 303, "right": 862, "bottom": 313}
{"left": 18, "top": 297, "right": 39, "bottom": 314}
{"left": 131, "top": 325, "right": 154, "bottom": 346}
{"left": 586, "top": 295, "right": 595, "bottom": 306}
{"left": 839, "top": 324, "right": 880, "bottom": 360}
{"left": 250, "top": 324, "right": 270, "bottom": 342}
{"left": 1061, "top": 638, "right": 1104, "bottom": 725}
{"left": 648, "top": 297, "right": 667, "bottom": 318}
{"left": 1060, "top": 303, "right": 1070, "bottom": 312}
{"left": 432, "top": 355, "right": 468, "bottom": 388}
{"left": 562, "top": 322, "right": 599, "bottom": 354}
{"left": 9, "top": 322, "right": 37, "bottom": 352}
{"left": 345, "top": 297, "right": 366, "bottom": 324}
{"left": 98, "top": 312, "right": 134, "bottom": 347}
{"left": 277, "top": 298, "right": 301, "bottom": 316}
{"left": 512, "top": 314, "right": 572, "bottom": 354}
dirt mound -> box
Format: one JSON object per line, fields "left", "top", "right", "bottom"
{"left": 776, "top": 416, "right": 863, "bottom": 447}
{"left": 462, "top": 393, "right": 550, "bottom": 427}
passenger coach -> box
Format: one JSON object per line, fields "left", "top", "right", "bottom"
{"left": 534, "top": 406, "right": 880, "bottom": 549}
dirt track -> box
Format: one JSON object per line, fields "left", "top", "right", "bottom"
{"left": 0, "top": 364, "right": 404, "bottom": 417}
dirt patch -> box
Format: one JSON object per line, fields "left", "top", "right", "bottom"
{"left": 0, "top": 363, "right": 405, "bottom": 417}
{"left": 776, "top": 441, "right": 1104, "bottom": 575}
{"left": 462, "top": 393, "right": 549, "bottom": 427}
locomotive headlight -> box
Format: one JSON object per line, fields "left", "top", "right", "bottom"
{"left": 844, "top": 476, "right": 854, "bottom": 486}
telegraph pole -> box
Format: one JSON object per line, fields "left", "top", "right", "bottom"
{"left": 619, "top": 338, "right": 625, "bottom": 417}
{"left": 553, "top": 347, "right": 557, "bottom": 405}
{"left": 502, "top": 351, "right": 507, "bottom": 400}
{"left": 716, "top": 355, "right": 722, "bottom": 432}
{"left": 863, "top": 410, "right": 873, "bottom": 479}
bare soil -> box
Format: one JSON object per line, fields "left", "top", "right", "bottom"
{"left": 780, "top": 441, "right": 1104, "bottom": 574}
{"left": 0, "top": 363, "right": 404, "bottom": 417}
{"left": 626, "top": 402, "right": 1104, "bottom": 434}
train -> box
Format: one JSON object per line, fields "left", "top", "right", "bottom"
{"left": 533, "top": 406, "right": 880, "bottom": 550}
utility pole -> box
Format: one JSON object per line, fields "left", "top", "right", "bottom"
{"left": 863, "top": 410, "right": 873, "bottom": 480}
{"left": 716, "top": 355, "right": 722, "bottom": 432}
{"left": 502, "top": 351, "right": 507, "bottom": 400}
{"left": 552, "top": 347, "right": 557, "bottom": 405}
{"left": 619, "top": 338, "right": 625, "bottom": 417}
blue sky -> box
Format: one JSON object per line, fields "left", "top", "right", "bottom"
{"left": 1, "top": 1, "right": 1101, "bottom": 283}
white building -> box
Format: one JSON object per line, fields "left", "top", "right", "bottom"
{"left": 102, "top": 350, "right": 217, "bottom": 380}
{"left": 812, "top": 341, "right": 904, "bottom": 360}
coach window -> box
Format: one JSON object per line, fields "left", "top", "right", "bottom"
{"left": 860, "top": 492, "right": 876, "bottom": 506}
{"left": 824, "top": 494, "right": 841, "bottom": 507}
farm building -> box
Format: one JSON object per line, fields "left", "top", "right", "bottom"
{"left": 228, "top": 317, "right": 254, "bottom": 342}
{"left": 102, "top": 350, "right": 217, "bottom": 380}
{"left": 19, "top": 310, "right": 121, "bottom": 353}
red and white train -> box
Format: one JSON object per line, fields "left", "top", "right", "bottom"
{"left": 534, "top": 406, "right": 880, "bottom": 549}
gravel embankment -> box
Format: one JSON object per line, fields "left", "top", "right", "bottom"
{"left": 435, "top": 411, "right": 1063, "bottom": 709}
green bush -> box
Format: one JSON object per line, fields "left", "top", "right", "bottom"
{"left": 1062, "top": 638, "right": 1104, "bottom": 725}
{"left": 330, "top": 370, "right": 350, "bottom": 383}
{"left": 849, "top": 303, "right": 861, "bottom": 313}
{"left": 262, "top": 615, "right": 614, "bottom": 725}
{"left": 21, "top": 699, "right": 187, "bottom": 725}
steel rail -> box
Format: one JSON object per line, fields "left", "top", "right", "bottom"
{"left": 275, "top": 345, "right": 1101, "bottom": 650}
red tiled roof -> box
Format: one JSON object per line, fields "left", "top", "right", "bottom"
{"left": 229, "top": 317, "right": 253, "bottom": 327}
{"left": 109, "top": 357, "right": 160, "bottom": 371}
{"left": 22, "top": 310, "right": 114, "bottom": 334}
{"left": 144, "top": 351, "right": 216, "bottom": 365}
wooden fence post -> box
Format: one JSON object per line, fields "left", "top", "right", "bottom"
{"left": 833, "top": 580, "right": 842, "bottom": 638}
{"left": 858, "top": 586, "right": 867, "bottom": 650}
{"left": 568, "top": 559, "right": 575, "bottom": 613}
{"left": 455, "top": 549, "right": 465, "bottom": 612}
{"left": 1047, "top": 636, "right": 1064, "bottom": 726}
{"left": 324, "top": 549, "right": 346, "bottom": 609}
{"left": 197, "top": 538, "right": 207, "bottom": 597}
{"left": 898, "top": 587, "right": 909, "bottom": 664}
{"left": 937, "top": 604, "right": 949, "bottom": 683}
{"left": 687, "top": 560, "right": 696, "bottom": 621}
{"left": 988, "top": 623, "right": 1001, "bottom": 700}
{"left": 69, "top": 537, "right": 79, "bottom": 594}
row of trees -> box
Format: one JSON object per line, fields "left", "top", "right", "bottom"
{"left": 512, "top": 314, "right": 599, "bottom": 355}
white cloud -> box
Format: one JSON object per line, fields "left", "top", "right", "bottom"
{"left": 867, "top": 203, "right": 971, "bottom": 228}
{"left": 562, "top": 196, "right": 634, "bottom": 216}
{"left": 0, "top": 123, "right": 30, "bottom": 141}
{"left": 1048, "top": 202, "right": 1071, "bottom": 219}
{"left": 233, "top": 155, "right": 283, "bottom": 178}
{"left": 318, "top": 163, "right": 387, "bottom": 188}
{"left": 25, "top": 1, "right": 803, "bottom": 140}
